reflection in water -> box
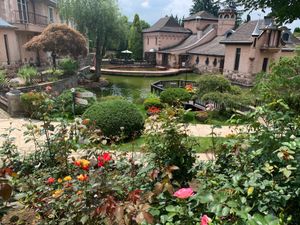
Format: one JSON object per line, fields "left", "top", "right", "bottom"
{"left": 96, "top": 73, "right": 200, "bottom": 101}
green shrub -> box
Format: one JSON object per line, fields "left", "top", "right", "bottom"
{"left": 17, "top": 66, "right": 38, "bottom": 85}
{"left": 145, "top": 107, "right": 196, "bottom": 185}
{"left": 182, "top": 111, "right": 196, "bottom": 123}
{"left": 100, "top": 95, "right": 124, "bottom": 102}
{"left": 195, "top": 111, "right": 208, "bottom": 122}
{"left": 21, "top": 92, "right": 47, "bottom": 118}
{"left": 160, "top": 88, "right": 191, "bottom": 105}
{"left": 43, "top": 68, "right": 64, "bottom": 76}
{"left": 58, "top": 58, "right": 78, "bottom": 75}
{"left": 0, "top": 70, "right": 7, "bottom": 85}
{"left": 54, "top": 88, "right": 95, "bottom": 116}
{"left": 143, "top": 97, "right": 163, "bottom": 109}
{"left": 196, "top": 75, "right": 231, "bottom": 97}
{"left": 83, "top": 99, "right": 144, "bottom": 138}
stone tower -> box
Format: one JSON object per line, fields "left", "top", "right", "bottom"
{"left": 217, "top": 8, "right": 237, "bottom": 36}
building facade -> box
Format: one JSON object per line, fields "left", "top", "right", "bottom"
{"left": 0, "top": 0, "right": 60, "bottom": 66}
{"left": 143, "top": 9, "right": 300, "bottom": 85}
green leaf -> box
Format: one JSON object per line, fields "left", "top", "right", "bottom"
{"left": 199, "top": 192, "right": 214, "bottom": 203}
{"left": 80, "top": 215, "right": 89, "bottom": 224}
{"left": 166, "top": 205, "right": 177, "bottom": 212}
{"left": 222, "top": 207, "right": 230, "bottom": 217}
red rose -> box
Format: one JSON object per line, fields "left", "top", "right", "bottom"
{"left": 47, "top": 177, "right": 55, "bottom": 184}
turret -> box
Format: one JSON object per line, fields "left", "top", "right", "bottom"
{"left": 217, "top": 7, "right": 236, "bottom": 36}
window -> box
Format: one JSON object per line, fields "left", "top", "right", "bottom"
{"left": 195, "top": 56, "right": 199, "bottom": 64}
{"left": 234, "top": 48, "right": 241, "bottom": 71}
{"left": 48, "top": 7, "right": 54, "bottom": 23}
{"left": 4, "top": 34, "right": 10, "bottom": 65}
{"left": 213, "top": 58, "right": 217, "bottom": 67}
{"left": 262, "top": 58, "right": 269, "bottom": 72}
{"left": 205, "top": 57, "right": 209, "bottom": 66}
{"left": 155, "top": 37, "right": 158, "bottom": 45}
{"left": 17, "top": 0, "right": 28, "bottom": 23}
{"left": 147, "top": 37, "right": 149, "bottom": 45}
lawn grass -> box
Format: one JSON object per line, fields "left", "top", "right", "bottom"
{"left": 105, "top": 136, "right": 228, "bottom": 153}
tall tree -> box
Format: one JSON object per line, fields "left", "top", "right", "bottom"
{"left": 237, "top": 0, "right": 300, "bottom": 23}
{"left": 128, "top": 14, "right": 143, "bottom": 60}
{"left": 59, "top": 0, "right": 123, "bottom": 80}
{"left": 140, "top": 19, "right": 150, "bottom": 30}
{"left": 190, "top": 0, "right": 220, "bottom": 16}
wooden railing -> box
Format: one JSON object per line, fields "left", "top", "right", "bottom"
{"left": 151, "top": 80, "right": 197, "bottom": 95}
{"left": 150, "top": 80, "right": 254, "bottom": 113}
{"left": 0, "top": 95, "right": 8, "bottom": 112}
{"left": 13, "top": 10, "right": 48, "bottom": 26}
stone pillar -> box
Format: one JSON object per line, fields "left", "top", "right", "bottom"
{"left": 6, "top": 90, "right": 24, "bottom": 117}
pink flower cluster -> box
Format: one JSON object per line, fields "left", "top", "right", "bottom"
{"left": 173, "top": 188, "right": 212, "bottom": 225}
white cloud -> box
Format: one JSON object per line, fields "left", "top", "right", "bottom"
{"left": 141, "top": 0, "right": 150, "bottom": 8}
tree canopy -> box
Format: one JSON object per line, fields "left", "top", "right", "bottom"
{"left": 237, "top": 0, "right": 300, "bottom": 23}
{"left": 24, "top": 23, "right": 87, "bottom": 68}
{"left": 190, "top": 0, "right": 220, "bottom": 16}
{"left": 128, "top": 14, "right": 143, "bottom": 60}
{"left": 255, "top": 49, "right": 300, "bottom": 113}
{"left": 59, "top": 0, "right": 123, "bottom": 80}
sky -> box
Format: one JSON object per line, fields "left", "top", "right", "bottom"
{"left": 118, "top": 0, "right": 300, "bottom": 31}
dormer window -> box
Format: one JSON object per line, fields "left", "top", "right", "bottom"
{"left": 226, "top": 32, "right": 232, "bottom": 38}
{"left": 224, "top": 14, "right": 229, "bottom": 19}
{"left": 225, "top": 30, "right": 234, "bottom": 38}
{"left": 282, "top": 33, "right": 290, "bottom": 42}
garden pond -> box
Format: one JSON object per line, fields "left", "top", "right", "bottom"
{"left": 96, "top": 73, "right": 200, "bottom": 101}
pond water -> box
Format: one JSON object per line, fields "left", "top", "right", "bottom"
{"left": 97, "top": 73, "right": 200, "bottom": 101}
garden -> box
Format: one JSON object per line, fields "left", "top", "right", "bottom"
{"left": 0, "top": 22, "right": 300, "bottom": 224}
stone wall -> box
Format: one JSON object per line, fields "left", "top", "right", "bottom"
{"left": 223, "top": 70, "right": 255, "bottom": 86}
{"left": 16, "top": 74, "right": 78, "bottom": 94}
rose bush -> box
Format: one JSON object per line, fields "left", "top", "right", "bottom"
{"left": 0, "top": 100, "right": 299, "bottom": 224}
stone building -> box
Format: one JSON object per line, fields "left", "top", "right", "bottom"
{"left": 0, "top": 0, "right": 60, "bottom": 66}
{"left": 143, "top": 8, "right": 300, "bottom": 85}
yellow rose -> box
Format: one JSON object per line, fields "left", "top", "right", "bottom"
{"left": 63, "top": 176, "right": 72, "bottom": 181}
{"left": 52, "top": 189, "right": 64, "bottom": 198}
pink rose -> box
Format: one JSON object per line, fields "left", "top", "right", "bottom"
{"left": 173, "top": 187, "right": 194, "bottom": 199}
{"left": 200, "top": 215, "right": 212, "bottom": 225}
{"left": 45, "top": 85, "right": 52, "bottom": 92}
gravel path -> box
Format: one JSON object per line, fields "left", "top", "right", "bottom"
{"left": 0, "top": 117, "right": 245, "bottom": 160}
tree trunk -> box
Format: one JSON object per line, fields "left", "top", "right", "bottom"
{"left": 94, "top": 35, "right": 103, "bottom": 81}
{"left": 51, "top": 52, "right": 57, "bottom": 70}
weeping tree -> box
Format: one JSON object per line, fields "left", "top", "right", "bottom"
{"left": 59, "top": 0, "right": 124, "bottom": 81}
{"left": 24, "top": 23, "right": 87, "bottom": 69}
